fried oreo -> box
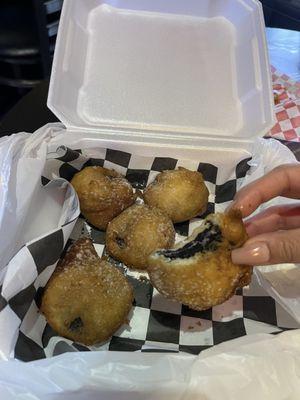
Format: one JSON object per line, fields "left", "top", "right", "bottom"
{"left": 143, "top": 167, "right": 209, "bottom": 223}
{"left": 106, "top": 204, "right": 175, "bottom": 270}
{"left": 71, "top": 166, "right": 135, "bottom": 230}
{"left": 41, "top": 238, "right": 133, "bottom": 345}
{"left": 148, "top": 211, "right": 252, "bottom": 311}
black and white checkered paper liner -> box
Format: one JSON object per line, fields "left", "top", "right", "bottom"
{"left": 0, "top": 177, "right": 79, "bottom": 361}
{"left": 1, "top": 146, "right": 299, "bottom": 362}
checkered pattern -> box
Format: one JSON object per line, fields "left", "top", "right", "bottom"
{"left": 268, "top": 66, "right": 300, "bottom": 142}
{"left": 271, "top": 66, "right": 300, "bottom": 100}
{"left": 0, "top": 223, "right": 77, "bottom": 361}
{"left": 1, "top": 146, "right": 298, "bottom": 362}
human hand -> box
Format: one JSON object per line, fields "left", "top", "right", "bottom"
{"left": 228, "top": 164, "right": 300, "bottom": 266}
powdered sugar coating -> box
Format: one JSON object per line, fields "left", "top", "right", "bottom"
{"left": 144, "top": 167, "right": 209, "bottom": 223}
{"left": 106, "top": 204, "right": 175, "bottom": 270}
{"left": 148, "top": 211, "right": 252, "bottom": 311}
{"left": 71, "top": 166, "right": 135, "bottom": 230}
{"left": 41, "top": 238, "right": 133, "bottom": 345}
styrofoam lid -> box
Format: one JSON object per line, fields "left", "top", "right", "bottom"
{"left": 48, "top": 0, "right": 275, "bottom": 142}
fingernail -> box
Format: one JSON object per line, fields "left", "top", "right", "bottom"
{"left": 232, "top": 242, "right": 270, "bottom": 265}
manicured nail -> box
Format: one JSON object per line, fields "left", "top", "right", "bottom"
{"left": 232, "top": 242, "right": 270, "bottom": 265}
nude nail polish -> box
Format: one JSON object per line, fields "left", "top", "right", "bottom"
{"left": 232, "top": 242, "right": 270, "bottom": 265}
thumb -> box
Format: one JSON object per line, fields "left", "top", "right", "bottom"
{"left": 231, "top": 228, "right": 300, "bottom": 266}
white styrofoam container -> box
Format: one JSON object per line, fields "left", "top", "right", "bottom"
{"left": 48, "top": 0, "right": 275, "bottom": 158}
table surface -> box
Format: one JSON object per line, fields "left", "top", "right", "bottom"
{"left": 1, "top": 27, "right": 300, "bottom": 138}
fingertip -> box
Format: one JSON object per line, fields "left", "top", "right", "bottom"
{"left": 226, "top": 200, "right": 244, "bottom": 215}
{"left": 243, "top": 221, "right": 259, "bottom": 238}
{"left": 231, "top": 242, "right": 270, "bottom": 265}
{"left": 231, "top": 248, "right": 247, "bottom": 265}
{"left": 226, "top": 200, "right": 237, "bottom": 212}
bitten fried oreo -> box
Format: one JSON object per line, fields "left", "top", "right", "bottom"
{"left": 40, "top": 238, "right": 133, "bottom": 345}
{"left": 71, "top": 166, "right": 135, "bottom": 230}
{"left": 148, "top": 211, "right": 252, "bottom": 311}
{"left": 106, "top": 204, "right": 176, "bottom": 270}
{"left": 143, "top": 167, "right": 209, "bottom": 223}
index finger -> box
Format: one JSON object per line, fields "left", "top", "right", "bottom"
{"left": 229, "top": 163, "right": 300, "bottom": 218}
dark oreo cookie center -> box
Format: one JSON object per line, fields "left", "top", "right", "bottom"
{"left": 69, "top": 317, "right": 84, "bottom": 332}
{"left": 159, "top": 222, "right": 222, "bottom": 260}
{"left": 116, "top": 236, "right": 126, "bottom": 249}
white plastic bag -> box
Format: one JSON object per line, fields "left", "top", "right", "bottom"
{"left": 0, "top": 124, "right": 66, "bottom": 271}
{"left": 0, "top": 330, "right": 300, "bottom": 399}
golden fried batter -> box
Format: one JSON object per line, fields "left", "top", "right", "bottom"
{"left": 41, "top": 238, "right": 133, "bottom": 345}
{"left": 143, "top": 167, "right": 209, "bottom": 223}
{"left": 148, "top": 211, "right": 252, "bottom": 311}
{"left": 71, "top": 166, "right": 135, "bottom": 230}
{"left": 106, "top": 204, "right": 175, "bottom": 270}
